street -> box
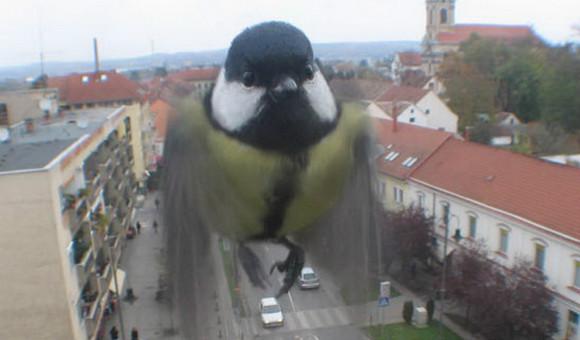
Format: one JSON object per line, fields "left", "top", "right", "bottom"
{"left": 109, "top": 193, "right": 414, "bottom": 340}
{"left": 236, "top": 243, "right": 371, "bottom": 340}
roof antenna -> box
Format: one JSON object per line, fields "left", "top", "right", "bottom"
{"left": 36, "top": 10, "right": 45, "bottom": 76}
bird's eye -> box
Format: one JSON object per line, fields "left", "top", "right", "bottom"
{"left": 242, "top": 72, "right": 255, "bottom": 87}
{"left": 304, "top": 64, "right": 314, "bottom": 80}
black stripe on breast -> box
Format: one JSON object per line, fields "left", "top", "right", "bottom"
{"left": 253, "top": 153, "right": 309, "bottom": 240}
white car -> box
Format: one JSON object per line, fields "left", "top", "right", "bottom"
{"left": 298, "top": 267, "right": 320, "bottom": 289}
{"left": 260, "top": 297, "right": 284, "bottom": 328}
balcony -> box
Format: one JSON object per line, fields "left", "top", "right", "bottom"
{"left": 63, "top": 209, "right": 82, "bottom": 234}
{"left": 97, "top": 263, "right": 111, "bottom": 294}
{"left": 75, "top": 248, "right": 94, "bottom": 286}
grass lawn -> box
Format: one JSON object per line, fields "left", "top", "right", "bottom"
{"left": 367, "top": 321, "right": 463, "bottom": 340}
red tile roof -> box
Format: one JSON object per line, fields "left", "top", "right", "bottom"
{"left": 411, "top": 139, "right": 580, "bottom": 241}
{"left": 48, "top": 71, "right": 141, "bottom": 105}
{"left": 436, "top": 24, "right": 536, "bottom": 44}
{"left": 167, "top": 67, "right": 220, "bottom": 82}
{"left": 375, "top": 85, "right": 429, "bottom": 104}
{"left": 398, "top": 52, "right": 422, "bottom": 67}
{"left": 151, "top": 99, "right": 175, "bottom": 141}
{"left": 373, "top": 118, "right": 453, "bottom": 179}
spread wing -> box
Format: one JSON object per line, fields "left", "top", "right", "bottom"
{"left": 295, "top": 120, "right": 385, "bottom": 323}
{"left": 161, "top": 100, "right": 241, "bottom": 339}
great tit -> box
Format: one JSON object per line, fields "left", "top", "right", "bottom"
{"left": 162, "top": 21, "right": 378, "bottom": 337}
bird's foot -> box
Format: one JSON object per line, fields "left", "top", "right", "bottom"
{"left": 238, "top": 243, "right": 269, "bottom": 289}
{"left": 270, "top": 238, "right": 304, "bottom": 298}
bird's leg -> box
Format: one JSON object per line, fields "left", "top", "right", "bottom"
{"left": 238, "top": 243, "right": 269, "bottom": 289}
{"left": 269, "top": 237, "right": 304, "bottom": 298}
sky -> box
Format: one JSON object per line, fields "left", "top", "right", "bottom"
{"left": 0, "top": 0, "right": 578, "bottom": 67}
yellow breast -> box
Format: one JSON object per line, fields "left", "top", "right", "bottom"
{"left": 188, "top": 101, "right": 368, "bottom": 239}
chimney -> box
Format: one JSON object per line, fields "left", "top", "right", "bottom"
{"left": 392, "top": 102, "right": 398, "bottom": 133}
{"left": 93, "top": 38, "right": 100, "bottom": 73}
{"left": 25, "top": 118, "right": 35, "bottom": 133}
{"left": 464, "top": 126, "right": 472, "bottom": 141}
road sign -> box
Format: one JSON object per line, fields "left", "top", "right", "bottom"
{"left": 378, "top": 296, "right": 390, "bottom": 307}
{"left": 380, "top": 281, "right": 391, "bottom": 298}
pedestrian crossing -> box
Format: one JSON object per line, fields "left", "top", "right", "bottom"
{"left": 240, "top": 306, "right": 357, "bottom": 336}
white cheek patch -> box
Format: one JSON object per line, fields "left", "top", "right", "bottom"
{"left": 211, "top": 70, "right": 266, "bottom": 132}
{"left": 303, "top": 71, "right": 337, "bottom": 122}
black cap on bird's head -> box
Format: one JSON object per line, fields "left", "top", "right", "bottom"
{"left": 209, "top": 21, "right": 339, "bottom": 155}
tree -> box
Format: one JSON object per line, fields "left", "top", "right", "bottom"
{"left": 540, "top": 45, "right": 580, "bottom": 132}
{"left": 446, "top": 242, "right": 558, "bottom": 339}
{"left": 439, "top": 53, "right": 497, "bottom": 129}
{"left": 383, "top": 206, "right": 434, "bottom": 271}
{"left": 527, "top": 122, "right": 567, "bottom": 155}
{"left": 446, "top": 242, "right": 496, "bottom": 327}
{"left": 468, "top": 121, "right": 492, "bottom": 145}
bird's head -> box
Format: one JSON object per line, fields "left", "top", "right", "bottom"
{"left": 209, "top": 21, "right": 339, "bottom": 154}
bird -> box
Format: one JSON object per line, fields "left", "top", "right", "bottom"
{"left": 162, "top": 21, "right": 379, "bottom": 337}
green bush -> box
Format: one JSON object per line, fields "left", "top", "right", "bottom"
{"left": 426, "top": 299, "right": 435, "bottom": 322}
{"left": 403, "top": 300, "right": 414, "bottom": 325}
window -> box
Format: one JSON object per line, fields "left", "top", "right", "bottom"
{"left": 440, "top": 8, "right": 448, "bottom": 24}
{"left": 402, "top": 157, "right": 418, "bottom": 168}
{"left": 499, "top": 228, "right": 509, "bottom": 253}
{"left": 393, "top": 187, "right": 404, "bottom": 204}
{"left": 441, "top": 203, "right": 450, "bottom": 226}
{"left": 468, "top": 214, "right": 477, "bottom": 238}
{"left": 574, "top": 261, "right": 580, "bottom": 287}
{"left": 81, "top": 75, "right": 89, "bottom": 83}
{"left": 417, "top": 192, "right": 425, "bottom": 209}
{"left": 384, "top": 151, "right": 400, "bottom": 161}
{"left": 410, "top": 117, "right": 415, "bottom": 123}
{"left": 567, "top": 311, "right": 579, "bottom": 338}
{"left": 425, "top": 109, "right": 430, "bottom": 114}
{"left": 534, "top": 243, "right": 546, "bottom": 270}
{"left": 378, "top": 182, "right": 386, "bottom": 199}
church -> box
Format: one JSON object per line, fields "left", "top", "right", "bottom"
{"left": 421, "top": 0, "right": 538, "bottom": 76}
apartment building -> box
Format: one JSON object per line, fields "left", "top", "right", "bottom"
{"left": 0, "top": 106, "right": 142, "bottom": 340}
{"left": 46, "top": 70, "right": 153, "bottom": 182}
{"left": 373, "top": 118, "right": 580, "bottom": 339}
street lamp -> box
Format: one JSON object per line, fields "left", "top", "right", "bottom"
{"left": 438, "top": 213, "right": 460, "bottom": 340}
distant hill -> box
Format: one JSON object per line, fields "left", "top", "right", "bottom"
{"left": 0, "top": 41, "right": 420, "bottom": 80}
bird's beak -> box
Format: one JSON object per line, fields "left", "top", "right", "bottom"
{"left": 269, "top": 76, "right": 298, "bottom": 102}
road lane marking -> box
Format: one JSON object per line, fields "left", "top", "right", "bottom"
{"left": 317, "top": 308, "right": 334, "bottom": 327}
{"left": 304, "top": 310, "right": 323, "bottom": 329}
{"left": 295, "top": 311, "right": 312, "bottom": 330}
{"left": 288, "top": 291, "right": 297, "bottom": 313}
{"left": 285, "top": 312, "right": 298, "bottom": 330}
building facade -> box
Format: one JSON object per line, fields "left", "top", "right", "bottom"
{"left": 0, "top": 106, "right": 142, "bottom": 340}
{"left": 372, "top": 85, "right": 458, "bottom": 133}
{"left": 410, "top": 139, "right": 580, "bottom": 340}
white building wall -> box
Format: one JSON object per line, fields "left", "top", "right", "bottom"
{"left": 408, "top": 179, "right": 580, "bottom": 339}
{"left": 416, "top": 92, "right": 458, "bottom": 133}
{"left": 397, "top": 105, "right": 429, "bottom": 128}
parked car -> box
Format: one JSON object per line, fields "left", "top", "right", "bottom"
{"left": 297, "top": 266, "right": 320, "bottom": 289}
{"left": 260, "top": 297, "right": 284, "bottom": 328}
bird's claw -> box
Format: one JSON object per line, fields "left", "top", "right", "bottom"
{"left": 271, "top": 242, "right": 304, "bottom": 298}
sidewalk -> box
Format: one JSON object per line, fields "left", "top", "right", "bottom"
{"left": 103, "top": 192, "right": 183, "bottom": 340}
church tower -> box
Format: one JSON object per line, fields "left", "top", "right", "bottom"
{"left": 423, "top": 0, "right": 456, "bottom": 76}
{"left": 425, "top": 0, "right": 455, "bottom": 41}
